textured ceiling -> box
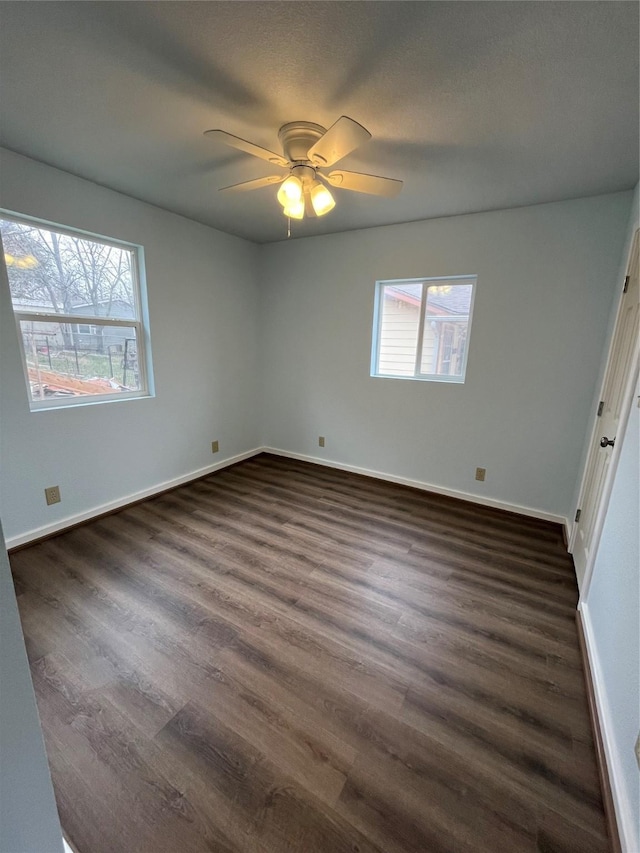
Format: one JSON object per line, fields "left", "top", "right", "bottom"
{"left": 0, "top": 2, "right": 638, "bottom": 243}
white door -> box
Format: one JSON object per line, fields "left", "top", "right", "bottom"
{"left": 572, "top": 228, "right": 639, "bottom": 592}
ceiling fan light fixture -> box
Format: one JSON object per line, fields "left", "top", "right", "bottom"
{"left": 206, "top": 116, "right": 403, "bottom": 228}
{"left": 282, "top": 198, "right": 305, "bottom": 220}
{"left": 277, "top": 175, "right": 303, "bottom": 207}
{"left": 310, "top": 181, "right": 336, "bottom": 216}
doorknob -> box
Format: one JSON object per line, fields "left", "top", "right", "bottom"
{"left": 600, "top": 436, "right": 615, "bottom": 448}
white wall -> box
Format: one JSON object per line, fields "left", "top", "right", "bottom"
{"left": 581, "top": 185, "right": 639, "bottom": 852}
{"left": 258, "top": 193, "right": 632, "bottom": 521}
{"left": 0, "top": 520, "right": 64, "bottom": 853}
{"left": 0, "top": 148, "right": 261, "bottom": 544}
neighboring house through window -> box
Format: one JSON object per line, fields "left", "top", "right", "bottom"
{"left": 371, "top": 276, "right": 476, "bottom": 382}
{"left": 0, "top": 213, "right": 153, "bottom": 409}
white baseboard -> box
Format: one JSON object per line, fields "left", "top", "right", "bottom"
{"left": 6, "top": 444, "right": 569, "bottom": 550}
{"left": 5, "top": 447, "right": 263, "bottom": 550}
{"left": 579, "top": 601, "right": 638, "bottom": 852}
{"left": 262, "top": 447, "right": 569, "bottom": 528}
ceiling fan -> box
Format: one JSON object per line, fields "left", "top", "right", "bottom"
{"left": 204, "top": 116, "right": 402, "bottom": 221}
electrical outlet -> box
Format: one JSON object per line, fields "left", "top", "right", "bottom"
{"left": 211, "top": 440, "right": 219, "bottom": 453}
{"left": 44, "top": 485, "right": 61, "bottom": 506}
{"left": 318, "top": 436, "right": 325, "bottom": 448}
{"left": 475, "top": 467, "right": 486, "bottom": 482}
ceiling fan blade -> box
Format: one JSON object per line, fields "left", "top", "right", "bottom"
{"left": 219, "top": 175, "right": 286, "bottom": 193}
{"left": 204, "top": 129, "right": 289, "bottom": 168}
{"left": 307, "top": 116, "right": 371, "bottom": 167}
{"left": 323, "top": 169, "right": 403, "bottom": 198}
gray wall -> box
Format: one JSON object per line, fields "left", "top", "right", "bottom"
{"left": 258, "top": 192, "right": 631, "bottom": 521}
{"left": 0, "top": 148, "right": 261, "bottom": 544}
{"left": 0, "top": 519, "right": 64, "bottom": 853}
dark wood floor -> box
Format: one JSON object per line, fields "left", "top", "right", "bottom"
{"left": 11, "top": 453, "right": 609, "bottom": 853}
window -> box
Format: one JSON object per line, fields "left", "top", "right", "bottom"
{"left": 371, "top": 276, "right": 476, "bottom": 382}
{"left": 0, "top": 213, "right": 152, "bottom": 409}
{"left": 73, "top": 323, "right": 98, "bottom": 336}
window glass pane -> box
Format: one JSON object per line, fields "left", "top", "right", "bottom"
{"left": 1, "top": 219, "right": 136, "bottom": 320}
{"left": 377, "top": 283, "right": 421, "bottom": 376}
{"left": 19, "top": 320, "right": 142, "bottom": 402}
{"left": 421, "top": 283, "right": 473, "bottom": 377}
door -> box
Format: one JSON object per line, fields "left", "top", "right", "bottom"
{"left": 571, "top": 229, "right": 639, "bottom": 592}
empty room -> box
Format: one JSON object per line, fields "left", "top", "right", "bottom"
{"left": 0, "top": 2, "right": 638, "bottom": 852}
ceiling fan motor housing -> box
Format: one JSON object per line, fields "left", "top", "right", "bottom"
{"left": 290, "top": 164, "right": 316, "bottom": 186}
{"left": 278, "top": 121, "right": 326, "bottom": 164}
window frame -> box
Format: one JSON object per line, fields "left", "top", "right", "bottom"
{"left": 370, "top": 275, "right": 477, "bottom": 383}
{"left": 0, "top": 210, "right": 153, "bottom": 411}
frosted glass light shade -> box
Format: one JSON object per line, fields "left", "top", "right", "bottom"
{"left": 310, "top": 181, "right": 335, "bottom": 216}
{"left": 283, "top": 198, "right": 305, "bottom": 219}
{"left": 277, "top": 175, "right": 303, "bottom": 207}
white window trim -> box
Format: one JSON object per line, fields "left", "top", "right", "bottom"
{"left": 1, "top": 210, "right": 153, "bottom": 411}
{"left": 370, "top": 275, "right": 477, "bottom": 383}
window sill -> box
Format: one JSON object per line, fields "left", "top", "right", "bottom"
{"left": 29, "top": 390, "right": 154, "bottom": 413}
{"left": 370, "top": 372, "right": 466, "bottom": 384}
